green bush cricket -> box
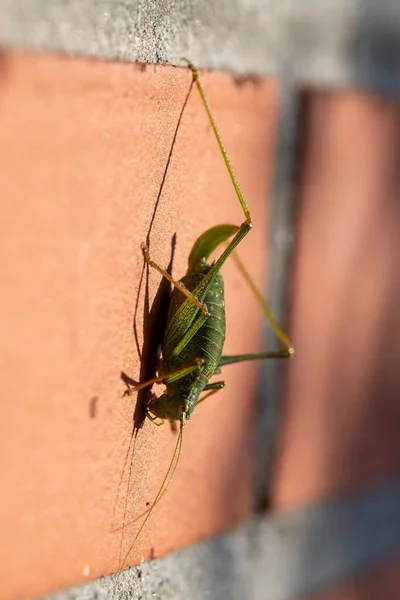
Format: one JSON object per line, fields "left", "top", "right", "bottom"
{"left": 113, "top": 58, "right": 294, "bottom": 592}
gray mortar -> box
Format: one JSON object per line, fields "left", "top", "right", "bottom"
{"left": 1, "top": 0, "right": 400, "bottom": 91}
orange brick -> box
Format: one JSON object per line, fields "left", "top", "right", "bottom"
{"left": 0, "top": 52, "right": 277, "bottom": 598}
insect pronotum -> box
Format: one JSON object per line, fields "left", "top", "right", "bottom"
{"left": 112, "top": 58, "right": 294, "bottom": 594}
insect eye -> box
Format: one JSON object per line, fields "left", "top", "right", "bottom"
{"left": 181, "top": 403, "right": 188, "bottom": 414}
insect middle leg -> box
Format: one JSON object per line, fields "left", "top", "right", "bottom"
{"left": 127, "top": 358, "right": 204, "bottom": 393}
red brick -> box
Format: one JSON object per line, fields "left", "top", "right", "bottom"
{"left": 273, "top": 91, "right": 400, "bottom": 508}
{"left": 0, "top": 52, "right": 277, "bottom": 598}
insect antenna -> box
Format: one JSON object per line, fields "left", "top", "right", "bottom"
{"left": 111, "top": 417, "right": 185, "bottom": 597}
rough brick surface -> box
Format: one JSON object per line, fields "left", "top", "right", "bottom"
{"left": 0, "top": 52, "right": 276, "bottom": 598}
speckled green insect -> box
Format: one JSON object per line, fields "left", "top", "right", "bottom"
{"left": 133, "top": 59, "right": 293, "bottom": 428}
{"left": 113, "top": 59, "right": 293, "bottom": 591}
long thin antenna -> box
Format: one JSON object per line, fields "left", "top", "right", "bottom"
{"left": 111, "top": 418, "right": 185, "bottom": 598}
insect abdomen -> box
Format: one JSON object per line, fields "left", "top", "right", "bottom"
{"left": 162, "top": 269, "right": 226, "bottom": 377}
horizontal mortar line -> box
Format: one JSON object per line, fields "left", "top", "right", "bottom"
{"left": 1, "top": 0, "right": 400, "bottom": 92}
{"left": 38, "top": 476, "right": 400, "bottom": 600}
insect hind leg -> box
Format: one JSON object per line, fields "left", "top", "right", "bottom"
{"left": 218, "top": 250, "right": 294, "bottom": 368}
{"left": 180, "top": 59, "right": 253, "bottom": 304}
{"left": 230, "top": 250, "right": 294, "bottom": 356}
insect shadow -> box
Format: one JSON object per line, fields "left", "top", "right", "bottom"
{"left": 114, "top": 74, "right": 194, "bottom": 539}
{"left": 122, "top": 232, "right": 176, "bottom": 432}
{"left": 120, "top": 72, "right": 194, "bottom": 435}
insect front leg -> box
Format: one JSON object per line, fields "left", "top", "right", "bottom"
{"left": 197, "top": 381, "right": 225, "bottom": 405}
{"left": 146, "top": 412, "right": 164, "bottom": 427}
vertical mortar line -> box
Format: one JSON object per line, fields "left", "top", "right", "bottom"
{"left": 252, "top": 80, "right": 301, "bottom": 511}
